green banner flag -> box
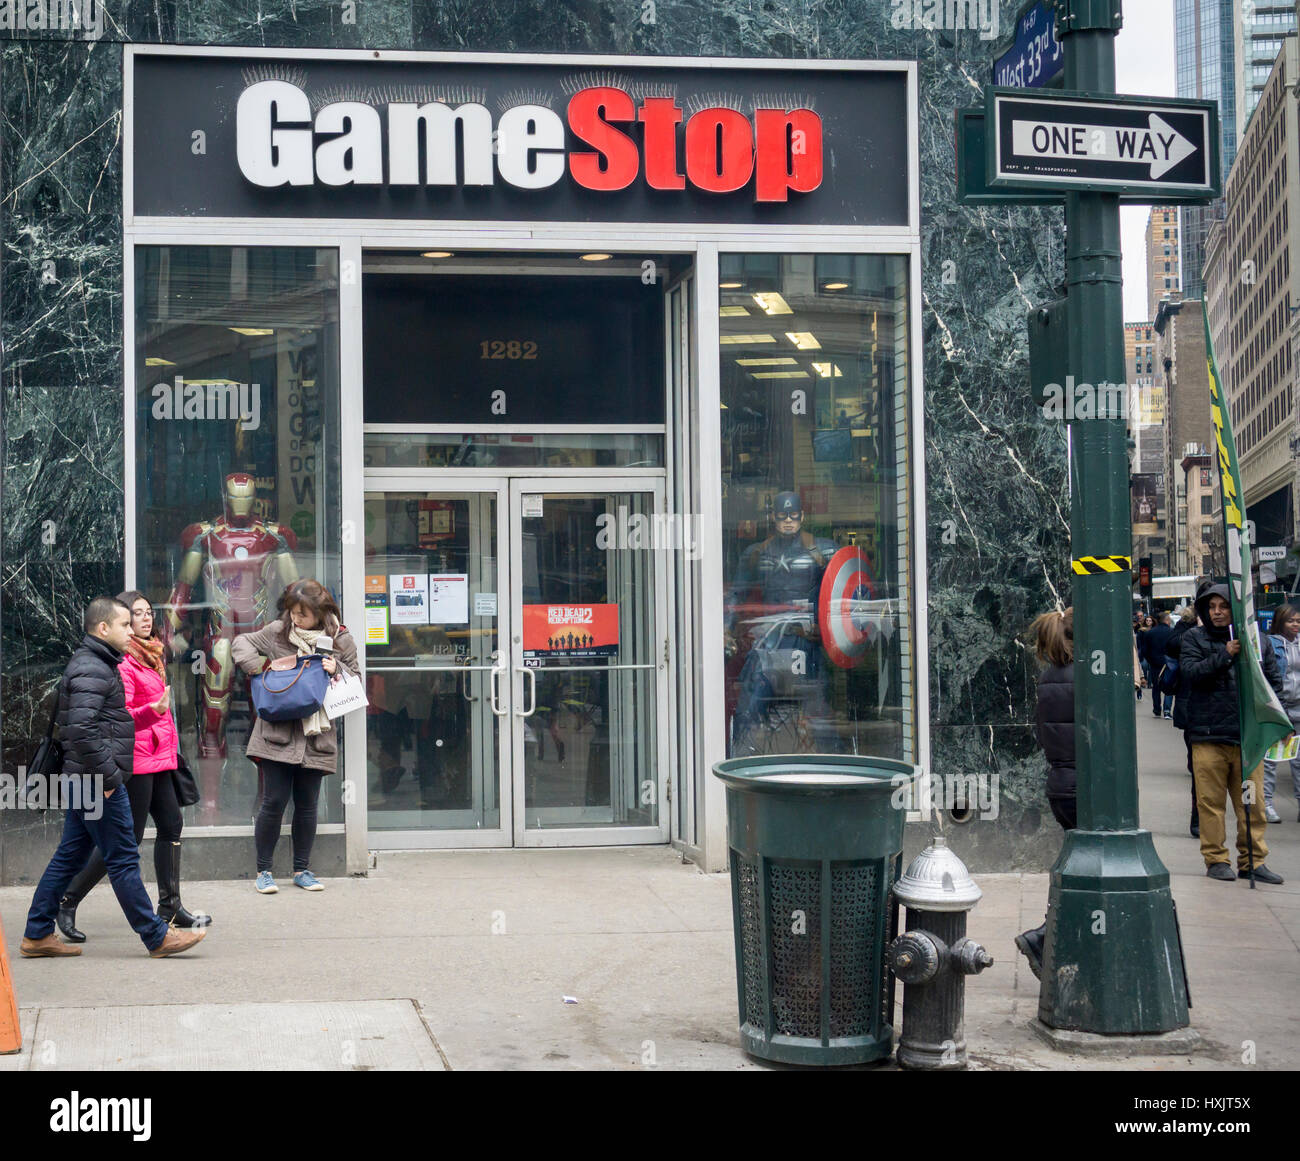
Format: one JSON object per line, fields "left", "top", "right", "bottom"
{"left": 1205, "top": 311, "right": 1292, "bottom": 777}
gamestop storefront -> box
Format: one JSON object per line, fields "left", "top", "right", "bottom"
{"left": 124, "top": 46, "right": 925, "bottom": 875}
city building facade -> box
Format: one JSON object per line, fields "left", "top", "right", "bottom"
{"left": 0, "top": 6, "right": 1073, "bottom": 883}
{"left": 1174, "top": 0, "right": 1237, "bottom": 302}
{"left": 1204, "top": 36, "right": 1300, "bottom": 580}
{"left": 1146, "top": 207, "right": 1182, "bottom": 320}
{"left": 1126, "top": 321, "right": 1168, "bottom": 575}
{"left": 1155, "top": 297, "right": 1216, "bottom": 576}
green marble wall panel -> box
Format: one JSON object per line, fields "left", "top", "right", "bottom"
{"left": 0, "top": 1, "right": 1073, "bottom": 875}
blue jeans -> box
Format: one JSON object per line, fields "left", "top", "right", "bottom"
{"left": 25, "top": 785, "right": 169, "bottom": 951}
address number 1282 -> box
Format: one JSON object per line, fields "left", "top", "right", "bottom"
{"left": 480, "top": 340, "right": 538, "bottom": 360}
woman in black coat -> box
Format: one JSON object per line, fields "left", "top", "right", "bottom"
{"left": 1016, "top": 607, "right": 1076, "bottom": 980}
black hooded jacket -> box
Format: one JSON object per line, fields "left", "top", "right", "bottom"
{"left": 55, "top": 634, "right": 134, "bottom": 794}
{"left": 1035, "top": 662, "right": 1075, "bottom": 800}
{"left": 1180, "top": 584, "right": 1283, "bottom": 745}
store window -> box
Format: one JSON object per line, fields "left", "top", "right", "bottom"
{"left": 134, "top": 246, "right": 342, "bottom": 826}
{"left": 719, "top": 254, "right": 913, "bottom": 761}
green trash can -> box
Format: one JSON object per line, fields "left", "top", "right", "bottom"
{"left": 713, "top": 754, "right": 918, "bottom": 1066}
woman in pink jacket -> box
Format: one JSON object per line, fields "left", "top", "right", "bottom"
{"left": 55, "top": 590, "right": 211, "bottom": 942}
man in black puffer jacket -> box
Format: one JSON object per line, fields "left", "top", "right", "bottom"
{"left": 1181, "top": 583, "right": 1285, "bottom": 885}
{"left": 21, "top": 598, "right": 205, "bottom": 958}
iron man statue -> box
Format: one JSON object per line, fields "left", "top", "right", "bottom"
{"left": 162, "top": 473, "right": 299, "bottom": 813}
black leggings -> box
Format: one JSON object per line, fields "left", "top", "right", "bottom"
{"left": 63, "top": 771, "right": 183, "bottom": 905}
{"left": 255, "top": 759, "right": 324, "bottom": 873}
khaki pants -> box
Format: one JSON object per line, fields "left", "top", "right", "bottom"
{"left": 1191, "top": 742, "right": 1269, "bottom": 871}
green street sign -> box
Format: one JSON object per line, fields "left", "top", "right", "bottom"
{"left": 985, "top": 87, "right": 1221, "bottom": 201}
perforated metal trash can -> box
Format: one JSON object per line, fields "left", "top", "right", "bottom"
{"left": 713, "top": 754, "right": 917, "bottom": 1066}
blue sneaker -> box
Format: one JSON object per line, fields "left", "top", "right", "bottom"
{"left": 293, "top": 870, "right": 324, "bottom": 892}
{"left": 255, "top": 871, "right": 278, "bottom": 894}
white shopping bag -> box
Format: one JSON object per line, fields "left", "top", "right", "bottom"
{"left": 323, "top": 671, "right": 369, "bottom": 720}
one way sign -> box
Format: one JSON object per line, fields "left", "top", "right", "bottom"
{"left": 987, "top": 89, "right": 1219, "bottom": 198}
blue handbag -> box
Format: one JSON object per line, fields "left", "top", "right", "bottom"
{"left": 250, "top": 655, "right": 331, "bottom": 722}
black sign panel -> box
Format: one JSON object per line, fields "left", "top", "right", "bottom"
{"left": 987, "top": 88, "right": 1219, "bottom": 198}
{"left": 130, "top": 52, "right": 910, "bottom": 227}
{"left": 363, "top": 273, "right": 664, "bottom": 425}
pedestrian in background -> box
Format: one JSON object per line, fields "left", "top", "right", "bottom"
{"left": 1263, "top": 603, "right": 1300, "bottom": 824}
{"left": 20, "top": 598, "right": 205, "bottom": 958}
{"left": 54, "top": 590, "right": 211, "bottom": 942}
{"left": 232, "top": 578, "right": 357, "bottom": 894}
{"left": 1181, "top": 584, "right": 1284, "bottom": 884}
{"left": 1144, "top": 611, "right": 1175, "bottom": 719}
{"left": 1015, "top": 607, "right": 1075, "bottom": 980}
{"left": 1164, "top": 604, "right": 1200, "bottom": 837}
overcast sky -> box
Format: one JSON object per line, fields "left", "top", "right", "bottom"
{"left": 1115, "top": 0, "right": 1178, "bottom": 321}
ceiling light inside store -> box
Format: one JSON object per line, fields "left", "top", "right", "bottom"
{"left": 823, "top": 281, "right": 849, "bottom": 291}
{"left": 752, "top": 292, "right": 793, "bottom": 315}
{"left": 720, "top": 280, "right": 744, "bottom": 289}
{"left": 720, "top": 334, "right": 777, "bottom": 345}
{"left": 580, "top": 253, "right": 613, "bottom": 261}
{"left": 785, "top": 332, "right": 821, "bottom": 350}
{"left": 752, "top": 371, "right": 810, "bottom": 379}
{"left": 736, "top": 357, "right": 798, "bottom": 366}
{"left": 229, "top": 327, "right": 274, "bottom": 336}
{"left": 145, "top": 356, "right": 176, "bottom": 366}
{"left": 812, "top": 362, "right": 843, "bottom": 378}
{"left": 720, "top": 306, "right": 751, "bottom": 317}
{"left": 422, "top": 251, "right": 454, "bottom": 258}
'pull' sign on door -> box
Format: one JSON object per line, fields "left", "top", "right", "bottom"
{"left": 986, "top": 89, "right": 1220, "bottom": 199}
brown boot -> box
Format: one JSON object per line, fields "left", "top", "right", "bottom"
{"left": 20, "top": 933, "right": 82, "bottom": 957}
{"left": 148, "top": 927, "right": 206, "bottom": 958}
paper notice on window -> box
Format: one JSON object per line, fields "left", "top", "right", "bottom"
{"left": 428, "top": 574, "right": 469, "bottom": 625}
{"left": 364, "top": 575, "right": 390, "bottom": 644}
{"left": 474, "top": 592, "right": 498, "bottom": 617}
{"left": 390, "top": 573, "right": 430, "bottom": 625}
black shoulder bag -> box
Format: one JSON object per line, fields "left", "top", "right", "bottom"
{"left": 24, "top": 689, "right": 65, "bottom": 810}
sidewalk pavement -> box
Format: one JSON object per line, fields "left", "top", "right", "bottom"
{"left": 2, "top": 707, "right": 1297, "bottom": 1071}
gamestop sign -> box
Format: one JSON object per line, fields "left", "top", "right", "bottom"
{"left": 130, "top": 52, "right": 912, "bottom": 227}
{"left": 237, "top": 83, "right": 822, "bottom": 203}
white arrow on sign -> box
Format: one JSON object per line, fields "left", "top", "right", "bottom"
{"left": 1010, "top": 113, "right": 1196, "bottom": 180}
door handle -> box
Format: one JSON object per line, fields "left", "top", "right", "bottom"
{"left": 516, "top": 666, "right": 537, "bottom": 717}
{"left": 489, "top": 651, "right": 507, "bottom": 717}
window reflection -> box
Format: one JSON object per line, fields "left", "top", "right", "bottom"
{"left": 720, "top": 254, "right": 912, "bottom": 761}
{"left": 135, "top": 246, "right": 341, "bottom": 827}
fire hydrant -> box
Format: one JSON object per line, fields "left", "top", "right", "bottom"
{"left": 887, "top": 836, "right": 992, "bottom": 1070}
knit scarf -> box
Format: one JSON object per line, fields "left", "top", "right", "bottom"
{"left": 125, "top": 633, "right": 167, "bottom": 679}
{"left": 287, "top": 622, "right": 333, "bottom": 737}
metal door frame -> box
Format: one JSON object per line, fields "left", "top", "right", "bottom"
{"left": 362, "top": 474, "right": 514, "bottom": 849}
{"left": 508, "top": 476, "right": 670, "bottom": 847}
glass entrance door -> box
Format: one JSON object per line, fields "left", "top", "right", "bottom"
{"left": 362, "top": 475, "right": 667, "bottom": 847}
{"left": 509, "top": 480, "right": 668, "bottom": 846}
{"left": 363, "top": 480, "right": 510, "bottom": 845}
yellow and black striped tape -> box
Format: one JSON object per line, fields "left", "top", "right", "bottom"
{"left": 1071, "top": 555, "right": 1132, "bottom": 575}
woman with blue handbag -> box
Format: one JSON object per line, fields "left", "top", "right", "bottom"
{"left": 232, "top": 579, "right": 357, "bottom": 894}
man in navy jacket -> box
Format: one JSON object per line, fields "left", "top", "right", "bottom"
{"left": 20, "top": 598, "right": 207, "bottom": 957}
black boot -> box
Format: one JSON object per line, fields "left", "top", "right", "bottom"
{"left": 56, "top": 894, "right": 85, "bottom": 943}
{"left": 1014, "top": 923, "right": 1046, "bottom": 980}
{"left": 156, "top": 841, "right": 211, "bottom": 929}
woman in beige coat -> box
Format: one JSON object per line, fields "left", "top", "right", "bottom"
{"left": 232, "top": 579, "right": 358, "bottom": 894}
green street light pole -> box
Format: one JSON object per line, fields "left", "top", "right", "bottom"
{"left": 1038, "top": 0, "right": 1191, "bottom": 1034}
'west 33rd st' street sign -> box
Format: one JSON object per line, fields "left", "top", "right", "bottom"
{"left": 986, "top": 88, "right": 1220, "bottom": 199}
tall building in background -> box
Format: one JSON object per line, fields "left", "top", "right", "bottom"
{"left": 1174, "top": 0, "right": 1237, "bottom": 301}
{"left": 1155, "top": 297, "right": 1216, "bottom": 576}
{"left": 1204, "top": 37, "right": 1300, "bottom": 582}
{"left": 1126, "top": 322, "right": 1168, "bottom": 574}
{"left": 1233, "top": 2, "right": 1295, "bottom": 138}
{"left": 1146, "top": 207, "right": 1181, "bottom": 319}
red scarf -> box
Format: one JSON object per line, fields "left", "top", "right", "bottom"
{"left": 125, "top": 634, "right": 167, "bottom": 679}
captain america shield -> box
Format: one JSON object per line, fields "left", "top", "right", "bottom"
{"left": 818, "top": 546, "right": 877, "bottom": 669}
